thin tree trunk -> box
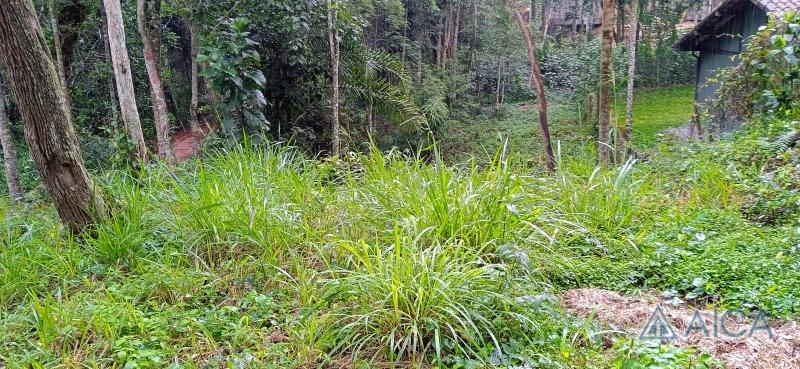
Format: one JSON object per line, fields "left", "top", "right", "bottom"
{"left": 469, "top": 0, "right": 479, "bottom": 68}
{"left": 494, "top": 57, "right": 503, "bottom": 116}
{"left": 622, "top": 0, "right": 638, "bottom": 154}
{"left": 0, "top": 81, "right": 23, "bottom": 202}
{"left": 500, "top": 61, "right": 506, "bottom": 104}
{"left": 48, "top": 1, "right": 72, "bottom": 115}
{"left": 449, "top": 3, "right": 461, "bottom": 58}
{"left": 0, "top": 0, "right": 105, "bottom": 232}
{"left": 326, "top": 0, "right": 341, "bottom": 157}
{"left": 514, "top": 8, "right": 556, "bottom": 172}
{"left": 366, "top": 102, "right": 375, "bottom": 138}
{"left": 137, "top": 0, "right": 173, "bottom": 162}
{"left": 104, "top": 0, "right": 147, "bottom": 164}
{"left": 598, "top": 0, "right": 616, "bottom": 165}
{"left": 100, "top": 20, "right": 120, "bottom": 125}
{"left": 572, "top": 0, "right": 579, "bottom": 40}
{"left": 188, "top": 15, "right": 202, "bottom": 147}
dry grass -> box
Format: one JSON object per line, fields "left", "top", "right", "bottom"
{"left": 562, "top": 288, "right": 800, "bottom": 369}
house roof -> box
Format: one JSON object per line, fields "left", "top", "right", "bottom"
{"left": 674, "top": 0, "right": 800, "bottom": 51}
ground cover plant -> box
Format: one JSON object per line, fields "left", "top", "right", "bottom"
{"left": 2, "top": 0, "right": 799, "bottom": 368}
{"left": 2, "top": 113, "right": 799, "bottom": 367}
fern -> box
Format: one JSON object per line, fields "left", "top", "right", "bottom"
{"left": 768, "top": 129, "right": 800, "bottom": 154}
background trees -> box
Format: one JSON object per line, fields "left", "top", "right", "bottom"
{"left": 0, "top": 0, "right": 702, "bottom": 208}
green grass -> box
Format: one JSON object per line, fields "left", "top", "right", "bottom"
{"left": 1, "top": 115, "right": 799, "bottom": 367}
{"left": 616, "top": 85, "right": 695, "bottom": 148}
{"left": 437, "top": 95, "right": 593, "bottom": 164}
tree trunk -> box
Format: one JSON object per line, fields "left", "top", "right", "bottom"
{"left": 572, "top": 0, "right": 579, "bottom": 41}
{"left": 188, "top": 16, "right": 202, "bottom": 147}
{"left": 103, "top": 0, "right": 148, "bottom": 164}
{"left": 0, "top": 0, "right": 105, "bottom": 232}
{"left": 100, "top": 13, "right": 120, "bottom": 125}
{"left": 514, "top": 8, "right": 556, "bottom": 173}
{"left": 621, "top": 0, "right": 638, "bottom": 155}
{"left": 366, "top": 102, "right": 375, "bottom": 138}
{"left": 0, "top": 81, "right": 23, "bottom": 202}
{"left": 326, "top": 0, "right": 341, "bottom": 158}
{"left": 49, "top": 1, "right": 72, "bottom": 115}
{"left": 494, "top": 56, "right": 503, "bottom": 116}
{"left": 469, "top": 0, "right": 478, "bottom": 70}
{"left": 449, "top": 3, "right": 461, "bottom": 59}
{"left": 598, "top": 0, "right": 616, "bottom": 165}
{"left": 137, "top": 0, "right": 173, "bottom": 162}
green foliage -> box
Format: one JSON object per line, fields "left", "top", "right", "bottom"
{"left": 611, "top": 339, "right": 723, "bottom": 369}
{"left": 199, "top": 18, "right": 268, "bottom": 140}
{"left": 713, "top": 12, "right": 800, "bottom": 122}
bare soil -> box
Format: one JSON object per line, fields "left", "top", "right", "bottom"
{"left": 172, "top": 123, "right": 214, "bottom": 162}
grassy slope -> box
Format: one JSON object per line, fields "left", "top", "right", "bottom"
{"left": 616, "top": 85, "right": 695, "bottom": 148}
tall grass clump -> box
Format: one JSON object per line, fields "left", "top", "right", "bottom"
{"left": 307, "top": 230, "right": 540, "bottom": 366}
{"left": 169, "top": 144, "right": 322, "bottom": 265}
{"left": 350, "top": 147, "right": 526, "bottom": 252}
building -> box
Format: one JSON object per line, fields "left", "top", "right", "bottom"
{"left": 674, "top": 0, "right": 800, "bottom": 104}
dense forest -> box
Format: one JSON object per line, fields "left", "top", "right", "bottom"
{"left": 1, "top": 0, "right": 800, "bottom": 367}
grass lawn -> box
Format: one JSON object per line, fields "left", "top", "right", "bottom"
{"left": 617, "top": 85, "right": 695, "bottom": 148}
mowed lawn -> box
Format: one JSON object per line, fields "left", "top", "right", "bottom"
{"left": 617, "top": 85, "right": 695, "bottom": 148}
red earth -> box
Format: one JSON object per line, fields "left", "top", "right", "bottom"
{"left": 171, "top": 123, "right": 214, "bottom": 162}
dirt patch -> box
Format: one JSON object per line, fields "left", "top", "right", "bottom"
{"left": 172, "top": 122, "right": 215, "bottom": 162}
{"left": 562, "top": 288, "right": 800, "bottom": 369}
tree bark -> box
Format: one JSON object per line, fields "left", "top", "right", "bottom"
{"left": 366, "top": 102, "right": 375, "bottom": 138}
{"left": 49, "top": 1, "right": 72, "bottom": 115}
{"left": 0, "top": 0, "right": 104, "bottom": 232}
{"left": 103, "top": 0, "right": 148, "bottom": 164}
{"left": 188, "top": 15, "right": 202, "bottom": 147}
{"left": 514, "top": 9, "right": 556, "bottom": 173}
{"left": 598, "top": 0, "right": 616, "bottom": 165}
{"left": 449, "top": 2, "right": 461, "bottom": 59}
{"left": 0, "top": 80, "right": 23, "bottom": 202}
{"left": 621, "top": 0, "right": 638, "bottom": 155}
{"left": 100, "top": 12, "right": 120, "bottom": 125}
{"left": 494, "top": 56, "right": 503, "bottom": 116}
{"left": 326, "top": 0, "right": 341, "bottom": 157}
{"left": 137, "top": 0, "right": 173, "bottom": 162}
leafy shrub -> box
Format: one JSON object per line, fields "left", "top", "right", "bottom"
{"left": 199, "top": 18, "right": 268, "bottom": 140}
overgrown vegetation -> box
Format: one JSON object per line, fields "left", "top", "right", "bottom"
{"left": 2, "top": 0, "right": 798, "bottom": 367}
{"left": 2, "top": 109, "right": 799, "bottom": 366}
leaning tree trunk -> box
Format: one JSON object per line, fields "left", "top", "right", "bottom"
{"left": 598, "top": 0, "right": 616, "bottom": 165}
{"left": 0, "top": 0, "right": 105, "bottom": 232}
{"left": 621, "top": 0, "right": 638, "bottom": 155}
{"left": 326, "top": 0, "right": 341, "bottom": 158}
{"left": 187, "top": 15, "right": 203, "bottom": 147}
{"left": 103, "top": 0, "right": 148, "bottom": 164}
{"left": 0, "top": 80, "right": 23, "bottom": 202}
{"left": 137, "top": 0, "right": 173, "bottom": 162}
{"left": 514, "top": 9, "right": 556, "bottom": 173}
